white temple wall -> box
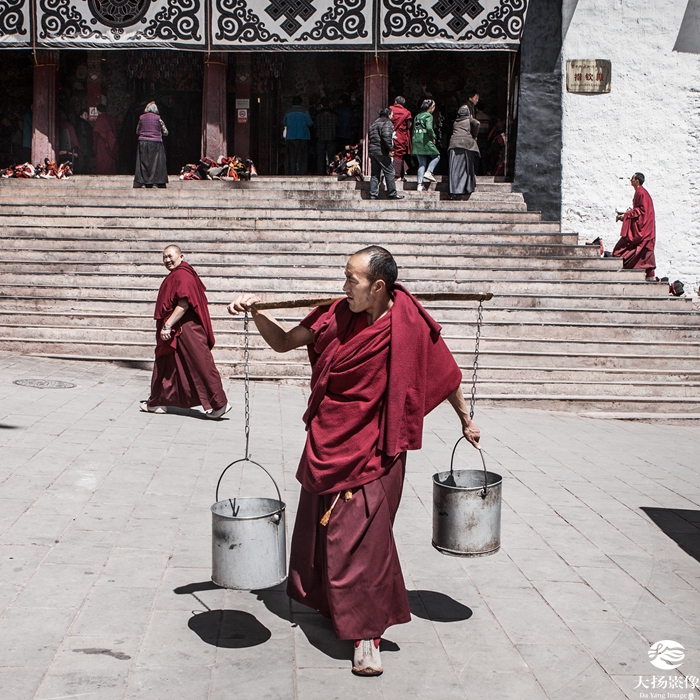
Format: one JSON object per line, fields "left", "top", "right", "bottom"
{"left": 561, "top": 0, "right": 700, "bottom": 286}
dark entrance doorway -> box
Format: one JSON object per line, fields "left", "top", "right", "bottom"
{"left": 0, "top": 51, "right": 34, "bottom": 167}
{"left": 389, "top": 51, "right": 517, "bottom": 178}
{"left": 244, "top": 52, "right": 364, "bottom": 175}
{"left": 57, "top": 50, "right": 203, "bottom": 175}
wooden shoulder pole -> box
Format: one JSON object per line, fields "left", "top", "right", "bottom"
{"left": 251, "top": 292, "right": 493, "bottom": 311}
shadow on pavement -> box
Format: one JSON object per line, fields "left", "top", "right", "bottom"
{"left": 188, "top": 609, "right": 272, "bottom": 648}
{"left": 408, "top": 590, "right": 473, "bottom": 622}
{"left": 175, "top": 581, "right": 272, "bottom": 649}
{"left": 641, "top": 507, "right": 700, "bottom": 562}
{"left": 175, "top": 581, "right": 471, "bottom": 656}
{"left": 0, "top": 423, "right": 19, "bottom": 429}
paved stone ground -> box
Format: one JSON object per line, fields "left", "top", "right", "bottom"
{"left": 1, "top": 351, "right": 700, "bottom": 700}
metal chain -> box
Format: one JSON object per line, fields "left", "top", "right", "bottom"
{"left": 243, "top": 311, "right": 251, "bottom": 459}
{"left": 469, "top": 299, "right": 484, "bottom": 420}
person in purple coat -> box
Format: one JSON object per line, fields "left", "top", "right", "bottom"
{"left": 134, "top": 101, "right": 169, "bottom": 188}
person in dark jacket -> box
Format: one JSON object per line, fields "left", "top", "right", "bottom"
{"left": 367, "top": 108, "right": 404, "bottom": 200}
{"left": 134, "top": 101, "right": 169, "bottom": 188}
{"left": 448, "top": 104, "right": 480, "bottom": 198}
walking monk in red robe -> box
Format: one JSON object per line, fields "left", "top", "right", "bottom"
{"left": 612, "top": 172, "right": 656, "bottom": 279}
{"left": 391, "top": 96, "right": 412, "bottom": 180}
{"left": 230, "top": 246, "right": 480, "bottom": 676}
{"left": 141, "top": 245, "right": 230, "bottom": 419}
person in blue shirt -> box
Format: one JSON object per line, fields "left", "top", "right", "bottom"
{"left": 284, "top": 96, "right": 313, "bottom": 176}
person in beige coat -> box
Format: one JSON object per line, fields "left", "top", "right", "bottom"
{"left": 448, "top": 105, "right": 480, "bottom": 198}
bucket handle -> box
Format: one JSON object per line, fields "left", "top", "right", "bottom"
{"left": 215, "top": 457, "right": 283, "bottom": 507}
{"left": 450, "top": 437, "right": 489, "bottom": 498}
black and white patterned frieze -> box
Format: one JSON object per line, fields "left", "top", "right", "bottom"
{"left": 19, "top": 0, "right": 527, "bottom": 48}
{"left": 0, "top": 0, "right": 29, "bottom": 41}
{"left": 212, "top": 0, "right": 372, "bottom": 47}
{"left": 35, "top": 0, "right": 205, "bottom": 46}
{"left": 381, "top": 0, "right": 528, "bottom": 47}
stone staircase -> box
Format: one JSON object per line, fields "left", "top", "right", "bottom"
{"left": 1, "top": 174, "right": 698, "bottom": 414}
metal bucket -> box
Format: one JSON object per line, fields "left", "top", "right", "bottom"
{"left": 211, "top": 458, "right": 286, "bottom": 590}
{"left": 432, "top": 437, "right": 502, "bottom": 557}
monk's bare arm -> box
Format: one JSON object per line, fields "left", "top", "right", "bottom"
{"left": 161, "top": 299, "right": 189, "bottom": 341}
{"left": 228, "top": 294, "right": 313, "bottom": 353}
{"left": 447, "top": 386, "right": 481, "bottom": 449}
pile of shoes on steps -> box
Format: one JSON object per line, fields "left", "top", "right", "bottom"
{"left": 1, "top": 159, "right": 73, "bottom": 179}
{"left": 179, "top": 155, "right": 258, "bottom": 181}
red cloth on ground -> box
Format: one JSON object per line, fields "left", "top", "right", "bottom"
{"left": 391, "top": 104, "right": 412, "bottom": 158}
{"left": 287, "top": 454, "right": 410, "bottom": 640}
{"left": 286, "top": 285, "right": 462, "bottom": 639}
{"left": 147, "top": 261, "right": 226, "bottom": 411}
{"left": 612, "top": 185, "right": 656, "bottom": 274}
{"left": 93, "top": 112, "right": 119, "bottom": 174}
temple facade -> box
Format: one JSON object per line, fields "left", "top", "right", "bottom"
{"left": 1, "top": 0, "right": 699, "bottom": 282}
{"left": 0, "top": 0, "right": 528, "bottom": 176}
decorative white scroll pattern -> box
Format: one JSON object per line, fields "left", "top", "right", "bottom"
{"left": 36, "top": 0, "right": 205, "bottom": 47}
{"left": 0, "top": 0, "right": 527, "bottom": 48}
{"left": 211, "top": 0, "right": 373, "bottom": 49}
{"left": 380, "top": 0, "right": 528, "bottom": 48}
{"left": 0, "top": 0, "right": 30, "bottom": 45}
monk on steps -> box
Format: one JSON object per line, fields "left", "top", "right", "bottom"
{"left": 612, "top": 172, "right": 656, "bottom": 280}
{"left": 230, "top": 246, "right": 480, "bottom": 676}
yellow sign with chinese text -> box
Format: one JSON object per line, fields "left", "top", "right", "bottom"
{"left": 566, "top": 60, "right": 612, "bottom": 94}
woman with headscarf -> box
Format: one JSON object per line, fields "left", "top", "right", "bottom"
{"left": 447, "top": 104, "right": 480, "bottom": 198}
{"left": 134, "top": 101, "right": 169, "bottom": 188}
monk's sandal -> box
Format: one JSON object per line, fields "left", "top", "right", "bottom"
{"left": 352, "top": 638, "right": 383, "bottom": 676}
{"left": 140, "top": 401, "right": 166, "bottom": 414}
{"left": 206, "top": 403, "right": 232, "bottom": 419}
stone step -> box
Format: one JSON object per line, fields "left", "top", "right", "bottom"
{"left": 2, "top": 310, "right": 698, "bottom": 341}
{"left": 0, "top": 261, "right": 641, "bottom": 281}
{"left": 0, "top": 249, "right": 622, "bottom": 270}
{"left": 0, "top": 211, "right": 551, "bottom": 228}
{"left": 0, "top": 238, "right": 599, "bottom": 259}
{"left": 0, "top": 277, "right": 672, "bottom": 298}
{"left": 0, "top": 174, "right": 512, "bottom": 191}
{"left": 5, "top": 324, "right": 700, "bottom": 356}
{"left": 4, "top": 336, "right": 699, "bottom": 370}
{"left": 0, "top": 188, "right": 525, "bottom": 204}
{"left": 0, "top": 265, "right": 658, "bottom": 287}
{"left": 0, "top": 292, "right": 690, "bottom": 317}
{"left": 0, "top": 198, "right": 531, "bottom": 214}
{"left": 0, "top": 229, "right": 574, "bottom": 246}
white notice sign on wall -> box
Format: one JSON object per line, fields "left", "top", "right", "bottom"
{"left": 566, "top": 60, "right": 612, "bottom": 94}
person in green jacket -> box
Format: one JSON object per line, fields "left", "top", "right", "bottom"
{"left": 411, "top": 99, "right": 440, "bottom": 192}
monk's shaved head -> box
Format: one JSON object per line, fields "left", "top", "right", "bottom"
{"left": 162, "top": 245, "right": 184, "bottom": 272}
{"left": 353, "top": 246, "right": 398, "bottom": 292}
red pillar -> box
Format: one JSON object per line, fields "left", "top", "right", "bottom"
{"left": 362, "top": 53, "right": 389, "bottom": 176}
{"left": 31, "top": 51, "right": 59, "bottom": 164}
{"left": 201, "top": 53, "right": 228, "bottom": 159}
{"left": 232, "top": 53, "right": 252, "bottom": 158}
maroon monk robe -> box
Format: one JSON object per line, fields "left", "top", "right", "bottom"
{"left": 391, "top": 103, "right": 412, "bottom": 179}
{"left": 287, "top": 286, "right": 462, "bottom": 640}
{"left": 147, "top": 261, "right": 227, "bottom": 412}
{"left": 93, "top": 112, "right": 119, "bottom": 174}
{"left": 612, "top": 185, "right": 656, "bottom": 276}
